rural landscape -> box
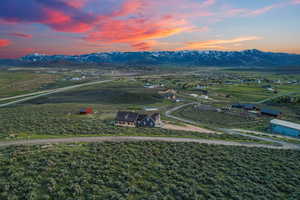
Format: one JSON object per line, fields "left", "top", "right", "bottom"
{"left": 1, "top": 0, "right": 300, "bottom": 199}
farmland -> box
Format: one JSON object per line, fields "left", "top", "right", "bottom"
{"left": 0, "top": 142, "right": 299, "bottom": 199}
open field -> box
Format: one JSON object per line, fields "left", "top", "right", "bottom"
{"left": 173, "top": 104, "right": 270, "bottom": 130}
{"left": 210, "top": 84, "right": 275, "bottom": 102}
{"left": 0, "top": 142, "right": 299, "bottom": 199}
{"left": 24, "top": 80, "right": 165, "bottom": 106}
{"left": 0, "top": 71, "right": 59, "bottom": 98}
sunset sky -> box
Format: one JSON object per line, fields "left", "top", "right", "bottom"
{"left": 0, "top": 0, "right": 299, "bottom": 58}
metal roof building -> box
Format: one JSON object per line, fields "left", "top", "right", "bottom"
{"left": 270, "top": 119, "right": 300, "bottom": 137}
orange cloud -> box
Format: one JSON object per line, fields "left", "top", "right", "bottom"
{"left": 87, "top": 15, "right": 189, "bottom": 45}
{"left": 0, "top": 39, "right": 11, "bottom": 47}
{"left": 182, "top": 36, "right": 262, "bottom": 50}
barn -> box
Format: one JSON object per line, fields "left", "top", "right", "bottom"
{"left": 79, "top": 107, "right": 94, "bottom": 115}
{"left": 270, "top": 119, "right": 300, "bottom": 137}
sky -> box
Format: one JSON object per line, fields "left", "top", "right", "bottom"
{"left": 0, "top": 0, "right": 299, "bottom": 58}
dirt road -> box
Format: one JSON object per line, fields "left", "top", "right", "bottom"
{"left": 0, "top": 136, "right": 298, "bottom": 150}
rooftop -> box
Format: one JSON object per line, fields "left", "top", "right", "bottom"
{"left": 271, "top": 119, "right": 300, "bottom": 130}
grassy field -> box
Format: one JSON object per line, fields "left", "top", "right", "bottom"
{"left": 23, "top": 79, "right": 169, "bottom": 107}
{"left": 209, "top": 84, "right": 275, "bottom": 102}
{"left": 173, "top": 105, "right": 270, "bottom": 130}
{"left": 0, "top": 142, "right": 299, "bottom": 199}
{"left": 0, "top": 71, "right": 59, "bottom": 98}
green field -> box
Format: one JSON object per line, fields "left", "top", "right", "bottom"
{"left": 24, "top": 80, "right": 165, "bottom": 106}
{"left": 210, "top": 84, "right": 275, "bottom": 102}
{"left": 173, "top": 105, "right": 271, "bottom": 130}
{"left": 0, "top": 142, "right": 299, "bottom": 199}
{"left": 0, "top": 71, "right": 59, "bottom": 98}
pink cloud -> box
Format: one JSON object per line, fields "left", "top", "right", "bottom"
{"left": 63, "top": 0, "right": 88, "bottom": 8}
{"left": 0, "top": 39, "right": 11, "bottom": 47}
{"left": 8, "top": 32, "right": 32, "bottom": 38}
{"left": 291, "top": 0, "right": 300, "bottom": 4}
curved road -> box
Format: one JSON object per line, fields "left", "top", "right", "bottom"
{"left": 0, "top": 136, "right": 297, "bottom": 150}
{"left": 165, "top": 102, "right": 300, "bottom": 150}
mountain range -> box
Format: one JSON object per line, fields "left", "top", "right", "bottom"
{"left": 1, "top": 49, "right": 300, "bottom": 67}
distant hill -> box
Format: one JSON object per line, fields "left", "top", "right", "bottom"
{"left": 2, "top": 49, "right": 300, "bottom": 67}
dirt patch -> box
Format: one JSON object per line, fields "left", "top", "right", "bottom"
{"left": 162, "top": 122, "right": 218, "bottom": 134}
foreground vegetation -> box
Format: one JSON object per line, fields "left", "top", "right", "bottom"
{"left": 0, "top": 142, "right": 299, "bottom": 199}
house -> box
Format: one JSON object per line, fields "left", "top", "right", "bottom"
{"left": 137, "top": 115, "right": 156, "bottom": 128}
{"left": 232, "top": 103, "right": 244, "bottom": 109}
{"left": 163, "top": 93, "right": 176, "bottom": 100}
{"left": 115, "top": 112, "right": 161, "bottom": 128}
{"left": 270, "top": 119, "right": 300, "bottom": 137}
{"left": 159, "top": 89, "right": 177, "bottom": 100}
{"left": 196, "top": 85, "right": 207, "bottom": 89}
{"left": 115, "top": 111, "right": 139, "bottom": 127}
{"left": 261, "top": 108, "right": 282, "bottom": 117}
{"left": 231, "top": 103, "right": 257, "bottom": 110}
{"left": 243, "top": 104, "right": 257, "bottom": 110}
{"left": 79, "top": 107, "right": 94, "bottom": 115}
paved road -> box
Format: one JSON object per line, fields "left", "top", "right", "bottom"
{"left": 0, "top": 136, "right": 296, "bottom": 150}
{"left": 256, "top": 92, "right": 299, "bottom": 104}
{"left": 165, "top": 103, "right": 300, "bottom": 150}
{"left": 0, "top": 79, "right": 113, "bottom": 108}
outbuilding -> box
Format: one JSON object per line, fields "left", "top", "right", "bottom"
{"left": 79, "top": 107, "right": 94, "bottom": 115}
{"left": 261, "top": 108, "right": 282, "bottom": 117}
{"left": 270, "top": 119, "right": 300, "bottom": 137}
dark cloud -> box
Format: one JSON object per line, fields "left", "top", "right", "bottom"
{"left": 0, "top": 0, "right": 97, "bottom": 32}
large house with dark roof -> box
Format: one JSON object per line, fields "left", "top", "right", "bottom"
{"left": 115, "top": 111, "right": 161, "bottom": 128}
{"left": 115, "top": 111, "right": 139, "bottom": 127}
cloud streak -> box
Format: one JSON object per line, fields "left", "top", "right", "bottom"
{"left": 8, "top": 32, "right": 32, "bottom": 38}
{"left": 181, "top": 36, "right": 262, "bottom": 50}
